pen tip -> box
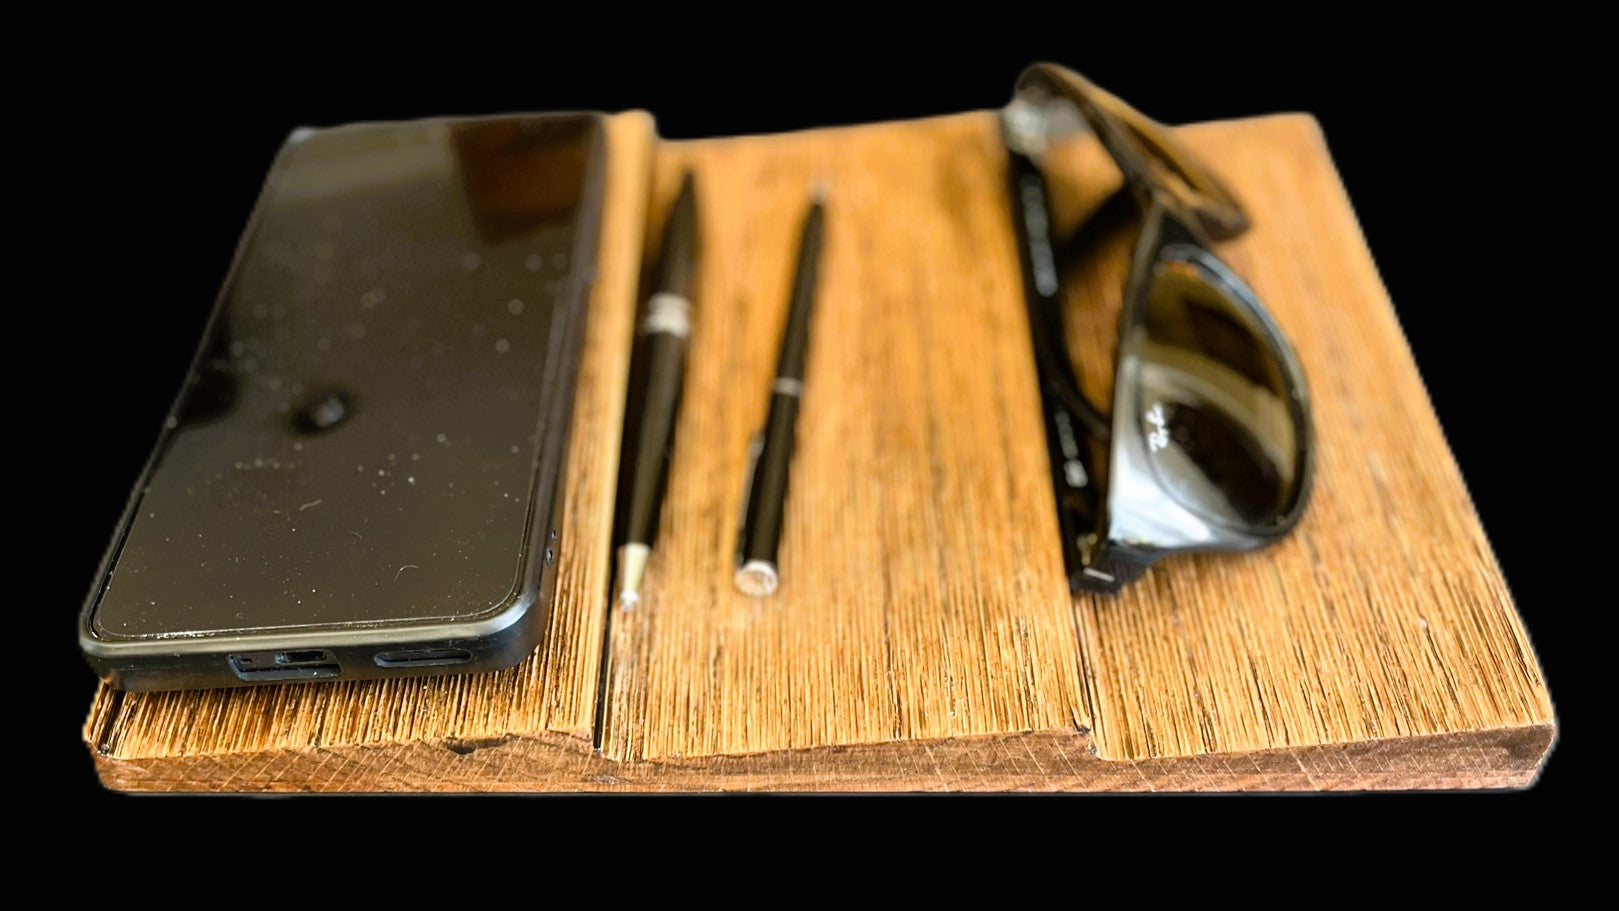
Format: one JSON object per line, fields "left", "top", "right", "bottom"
{"left": 810, "top": 179, "right": 829, "bottom": 203}
{"left": 735, "top": 560, "right": 780, "bottom": 597}
{"left": 615, "top": 543, "right": 649, "bottom": 611}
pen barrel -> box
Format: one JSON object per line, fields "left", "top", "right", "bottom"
{"left": 615, "top": 306, "right": 690, "bottom": 549}
{"left": 735, "top": 196, "right": 823, "bottom": 594}
{"left": 773, "top": 202, "right": 824, "bottom": 382}
{"left": 739, "top": 388, "right": 800, "bottom": 568}
{"left": 655, "top": 174, "right": 699, "bottom": 301}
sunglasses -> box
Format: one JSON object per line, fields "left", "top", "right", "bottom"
{"left": 1004, "top": 63, "right": 1313, "bottom": 594}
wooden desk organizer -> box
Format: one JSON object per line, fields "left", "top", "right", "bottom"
{"left": 84, "top": 110, "right": 1555, "bottom": 791}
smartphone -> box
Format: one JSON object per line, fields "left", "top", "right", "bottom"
{"left": 80, "top": 112, "right": 605, "bottom": 691}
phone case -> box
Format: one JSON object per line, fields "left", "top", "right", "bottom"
{"left": 80, "top": 113, "right": 606, "bottom": 691}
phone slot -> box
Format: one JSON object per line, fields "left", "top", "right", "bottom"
{"left": 373, "top": 648, "right": 474, "bottom": 668}
{"left": 229, "top": 651, "right": 342, "bottom": 681}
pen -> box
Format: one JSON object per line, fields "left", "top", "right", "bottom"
{"left": 735, "top": 190, "right": 825, "bottom": 597}
{"left": 614, "top": 171, "right": 698, "bottom": 608}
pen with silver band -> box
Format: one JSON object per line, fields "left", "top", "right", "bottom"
{"left": 614, "top": 171, "right": 698, "bottom": 608}
{"left": 735, "top": 190, "right": 825, "bottom": 597}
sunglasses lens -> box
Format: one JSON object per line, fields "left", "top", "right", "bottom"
{"left": 1133, "top": 248, "right": 1307, "bottom": 530}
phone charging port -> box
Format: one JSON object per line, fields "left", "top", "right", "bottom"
{"left": 230, "top": 650, "right": 341, "bottom": 682}
{"left": 374, "top": 648, "right": 474, "bottom": 668}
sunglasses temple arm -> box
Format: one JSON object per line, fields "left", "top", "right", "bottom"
{"left": 1006, "top": 150, "right": 1110, "bottom": 436}
{"left": 1007, "top": 147, "right": 1108, "bottom": 585}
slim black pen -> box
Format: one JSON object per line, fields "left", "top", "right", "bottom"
{"left": 614, "top": 171, "right": 698, "bottom": 608}
{"left": 735, "top": 190, "right": 825, "bottom": 597}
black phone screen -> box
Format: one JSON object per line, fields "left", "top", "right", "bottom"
{"left": 90, "top": 115, "right": 602, "bottom": 640}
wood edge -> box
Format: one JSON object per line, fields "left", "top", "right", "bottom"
{"left": 83, "top": 684, "right": 117, "bottom": 760}
{"left": 93, "top": 722, "right": 1554, "bottom": 794}
{"left": 653, "top": 109, "right": 1323, "bottom": 152}
{"left": 533, "top": 107, "right": 656, "bottom": 736}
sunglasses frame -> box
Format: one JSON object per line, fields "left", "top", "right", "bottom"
{"left": 1005, "top": 63, "right": 1314, "bottom": 594}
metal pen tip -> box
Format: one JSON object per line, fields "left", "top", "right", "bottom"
{"left": 735, "top": 560, "right": 780, "bottom": 597}
{"left": 615, "top": 543, "right": 649, "bottom": 611}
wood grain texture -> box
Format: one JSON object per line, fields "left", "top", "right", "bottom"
{"left": 1039, "top": 119, "right": 1554, "bottom": 762}
{"left": 596, "top": 117, "right": 1087, "bottom": 760}
{"left": 84, "top": 111, "right": 1555, "bottom": 791}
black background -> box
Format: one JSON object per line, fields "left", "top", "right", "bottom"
{"left": 42, "top": 28, "right": 1577, "bottom": 828}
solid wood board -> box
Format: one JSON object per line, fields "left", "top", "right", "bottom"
{"left": 84, "top": 109, "right": 1555, "bottom": 790}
